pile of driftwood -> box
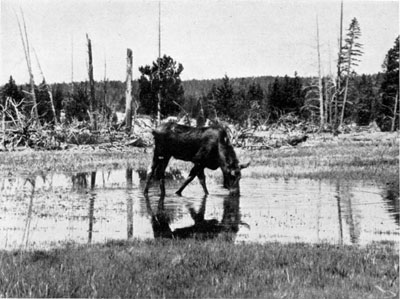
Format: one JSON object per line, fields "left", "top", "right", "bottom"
{"left": 228, "top": 126, "right": 309, "bottom": 150}
{"left": 1, "top": 120, "right": 151, "bottom": 152}
{"left": 1, "top": 106, "right": 384, "bottom": 152}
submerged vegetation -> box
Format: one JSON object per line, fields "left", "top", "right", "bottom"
{"left": 0, "top": 240, "right": 398, "bottom": 298}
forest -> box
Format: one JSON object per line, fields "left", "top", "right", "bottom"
{"left": 0, "top": 34, "right": 399, "bottom": 149}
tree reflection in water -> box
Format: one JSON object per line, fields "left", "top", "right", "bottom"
{"left": 21, "top": 177, "right": 36, "bottom": 248}
{"left": 126, "top": 168, "right": 134, "bottom": 239}
{"left": 383, "top": 180, "right": 399, "bottom": 226}
{"left": 88, "top": 172, "right": 96, "bottom": 244}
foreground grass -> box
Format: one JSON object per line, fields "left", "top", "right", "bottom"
{"left": 0, "top": 240, "right": 398, "bottom": 298}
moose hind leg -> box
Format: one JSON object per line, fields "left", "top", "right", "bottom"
{"left": 176, "top": 164, "right": 201, "bottom": 196}
{"left": 144, "top": 163, "right": 156, "bottom": 194}
{"left": 197, "top": 169, "right": 209, "bottom": 195}
{"left": 157, "top": 157, "right": 170, "bottom": 196}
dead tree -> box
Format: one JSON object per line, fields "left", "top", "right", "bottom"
{"left": 33, "top": 48, "right": 58, "bottom": 125}
{"left": 316, "top": 15, "right": 325, "bottom": 127}
{"left": 86, "top": 34, "right": 97, "bottom": 130}
{"left": 125, "top": 49, "right": 133, "bottom": 134}
{"left": 16, "top": 10, "right": 40, "bottom": 126}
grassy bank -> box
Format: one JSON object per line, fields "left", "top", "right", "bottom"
{"left": 1, "top": 240, "right": 398, "bottom": 298}
{"left": 2, "top": 132, "right": 397, "bottom": 183}
{"left": 239, "top": 135, "right": 399, "bottom": 182}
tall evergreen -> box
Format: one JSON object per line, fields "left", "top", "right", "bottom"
{"left": 379, "top": 36, "right": 399, "bottom": 131}
{"left": 138, "top": 55, "right": 184, "bottom": 118}
{"left": 340, "top": 18, "right": 364, "bottom": 125}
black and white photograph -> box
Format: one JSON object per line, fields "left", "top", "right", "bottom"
{"left": 0, "top": 0, "right": 399, "bottom": 297}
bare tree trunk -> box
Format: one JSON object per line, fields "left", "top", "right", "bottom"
{"left": 324, "top": 80, "right": 329, "bottom": 125}
{"left": 316, "top": 16, "right": 325, "bottom": 128}
{"left": 125, "top": 49, "right": 133, "bottom": 134}
{"left": 157, "top": 90, "right": 162, "bottom": 126}
{"left": 16, "top": 11, "right": 40, "bottom": 126}
{"left": 86, "top": 34, "right": 97, "bottom": 130}
{"left": 103, "top": 58, "right": 108, "bottom": 118}
{"left": 71, "top": 35, "right": 74, "bottom": 94}
{"left": 34, "top": 49, "right": 58, "bottom": 125}
{"left": 340, "top": 74, "right": 350, "bottom": 126}
{"left": 335, "top": 0, "right": 344, "bottom": 130}
{"left": 1, "top": 106, "right": 5, "bottom": 149}
{"left": 48, "top": 88, "right": 58, "bottom": 125}
{"left": 157, "top": 0, "right": 162, "bottom": 126}
{"left": 391, "top": 91, "right": 399, "bottom": 132}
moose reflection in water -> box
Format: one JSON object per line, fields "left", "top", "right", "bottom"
{"left": 145, "top": 193, "right": 244, "bottom": 241}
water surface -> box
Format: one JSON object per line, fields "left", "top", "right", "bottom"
{"left": 1, "top": 168, "right": 398, "bottom": 250}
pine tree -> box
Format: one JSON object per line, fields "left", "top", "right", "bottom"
{"left": 340, "top": 18, "right": 364, "bottom": 125}
{"left": 380, "top": 36, "right": 399, "bottom": 131}
{"left": 138, "top": 55, "right": 184, "bottom": 118}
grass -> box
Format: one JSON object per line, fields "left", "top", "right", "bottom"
{"left": 236, "top": 132, "right": 399, "bottom": 183}
{"left": 0, "top": 239, "right": 398, "bottom": 298}
{"left": 1, "top": 132, "right": 398, "bottom": 183}
{"left": 0, "top": 147, "right": 150, "bottom": 175}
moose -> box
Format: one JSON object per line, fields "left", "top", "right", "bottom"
{"left": 143, "top": 122, "right": 249, "bottom": 196}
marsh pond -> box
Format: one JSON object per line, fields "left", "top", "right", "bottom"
{"left": 1, "top": 167, "right": 398, "bottom": 250}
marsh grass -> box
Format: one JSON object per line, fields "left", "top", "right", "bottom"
{"left": 235, "top": 134, "right": 399, "bottom": 183}
{"left": 0, "top": 240, "right": 398, "bottom": 298}
{"left": 0, "top": 132, "right": 397, "bottom": 183}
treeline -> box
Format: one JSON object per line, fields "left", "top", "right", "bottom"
{"left": 0, "top": 71, "right": 395, "bottom": 131}
{"left": 1, "top": 37, "right": 398, "bottom": 132}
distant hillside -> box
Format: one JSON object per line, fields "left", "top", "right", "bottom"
{"left": 182, "top": 76, "right": 276, "bottom": 98}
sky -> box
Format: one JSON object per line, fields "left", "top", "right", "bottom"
{"left": 1, "top": 0, "right": 398, "bottom": 85}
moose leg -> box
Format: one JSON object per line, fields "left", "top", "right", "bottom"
{"left": 144, "top": 154, "right": 170, "bottom": 195}
{"left": 157, "top": 157, "right": 170, "bottom": 197}
{"left": 197, "top": 169, "right": 209, "bottom": 195}
{"left": 176, "top": 164, "right": 202, "bottom": 196}
{"left": 144, "top": 157, "right": 158, "bottom": 195}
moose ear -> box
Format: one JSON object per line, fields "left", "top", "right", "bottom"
{"left": 240, "top": 162, "right": 250, "bottom": 169}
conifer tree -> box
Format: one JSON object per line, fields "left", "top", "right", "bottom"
{"left": 340, "top": 18, "right": 363, "bottom": 125}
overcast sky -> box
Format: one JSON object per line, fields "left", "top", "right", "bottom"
{"left": 1, "top": 0, "right": 398, "bottom": 84}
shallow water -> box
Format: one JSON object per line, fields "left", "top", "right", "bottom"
{"left": 0, "top": 167, "right": 398, "bottom": 250}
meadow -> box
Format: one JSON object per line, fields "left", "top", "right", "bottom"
{"left": 1, "top": 132, "right": 398, "bottom": 182}
{"left": 0, "top": 131, "right": 398, "bottom": 298}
